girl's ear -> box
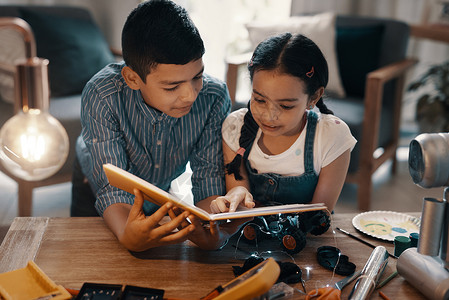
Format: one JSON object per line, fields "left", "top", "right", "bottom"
{"left": 121, "top": 66, "right": 142, "bottom": 90}
{"left": 310, "top": 87, "right": 325, "bottom": 106}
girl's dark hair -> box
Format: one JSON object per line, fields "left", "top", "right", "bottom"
{"left": 122, "top": 0, "right": 205, "bottom": 82}
{"left": 225, "top": 33, "right": 333, "bottom": 180}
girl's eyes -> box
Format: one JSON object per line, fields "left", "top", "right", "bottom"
{"left": 253, "top": 97, "right": 294, "bottom": 110}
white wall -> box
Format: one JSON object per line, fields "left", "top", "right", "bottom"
{"left": 184, "top": 0, "right": 291, "bottom": 81}
{"left": 291, "top": 0, "right": 358, "bottom": 15}
{"left": 79, "top": 0, "right": 140, "bottom": 50}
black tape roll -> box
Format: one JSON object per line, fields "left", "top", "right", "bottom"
{"left": 316, "top": 245, "right": 356, "bottom": 276}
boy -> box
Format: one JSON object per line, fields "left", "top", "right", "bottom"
{"left": 71, "top": 0, "right": 246, "bottom": 251}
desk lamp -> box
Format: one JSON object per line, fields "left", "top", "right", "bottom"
{"left": 397, "top": 132, "right": 449, "bottom": 300}
{"left": 0, "top": 18, "right": 69, "bottom": 181}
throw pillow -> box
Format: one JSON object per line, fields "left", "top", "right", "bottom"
{"left": 19, "top": 8, "right": 115, "bottom": 97}
{"left": 0, "top": 28, "right": 26, "bottom": 104}
{"left": 245, "top": 12, "right": 346, "bottom": 98}
{"left": 336, "top": 25, "right": 385, "bottom": 98}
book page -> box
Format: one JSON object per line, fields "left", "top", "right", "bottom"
{"left": 103, "top": 164, "right": 326, "bottom": 221}
{"left": 209, "top": 203, "right": 326, "bottom": 221}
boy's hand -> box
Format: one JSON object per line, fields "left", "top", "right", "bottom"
{"left": 210, "top": 186, "right": 255, "bottom": 213}
{"left": 182, "top": 215, "right": 252, "bottom": 250}
{"left": 118, "top": 189, "right": 195, "bottom": 252}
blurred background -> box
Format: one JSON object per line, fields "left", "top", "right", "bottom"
{"left": 0, "top": 0, "right": 447, "bottom": 240}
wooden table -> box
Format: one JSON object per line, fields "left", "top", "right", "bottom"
{"left": 0, "top": 214, "right": 425, "bottom": 299}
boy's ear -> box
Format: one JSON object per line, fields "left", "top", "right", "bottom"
{"left": 121, "top": 66, "right": 142, "bottom": 90}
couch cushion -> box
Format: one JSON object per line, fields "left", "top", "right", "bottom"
{"left": 245, "top": 12, "right": 346, "bottom": 98}
{"left": 19, "top": 7, "right": 115, "bottom": 97}
{"left": 336, "top": 25, "right": 385, "bottom": 98}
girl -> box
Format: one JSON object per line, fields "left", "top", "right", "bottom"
{"left": 211, "top": 33, "right": 356, "bottom": 213}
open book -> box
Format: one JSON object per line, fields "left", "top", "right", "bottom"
{"left": 103, "top": 163, "right": 327, "bottom": 221}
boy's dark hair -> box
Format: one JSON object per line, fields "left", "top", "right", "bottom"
{"left": 226, "top": 33, "right": 333, "bottom": 180}
{"left": 121, "top": 0, "right": 205, "bottom": 82}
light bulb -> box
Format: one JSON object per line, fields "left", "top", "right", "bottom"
{"left": 0, "top": 108, "right": 69, "bottom": 181}
{"left": 0, "top": 19, "right": 69, "bottom": 182}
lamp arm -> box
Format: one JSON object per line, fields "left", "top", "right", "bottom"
{"left": 0, "top": 17, "right": 36, "bottom": 59}
{"left": 0, "top": 17, "right": 49, "bottom": 112}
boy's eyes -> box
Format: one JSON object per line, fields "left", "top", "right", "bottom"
{"left": 165, "top": 86, "right": 179, "bottom": 92}
{"left": 194, "top": 74, "right": 203, "bottom": 80}
{"left": 163, "top": 75, "right": 203, "bottom": 92}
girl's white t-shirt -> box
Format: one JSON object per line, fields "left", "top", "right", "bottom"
{"left": 222, "top": 108, "right": 357, "bottom": 176}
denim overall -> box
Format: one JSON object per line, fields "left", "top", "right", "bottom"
{"left": 245, "top": 111, "right": 319, "bottom": 205}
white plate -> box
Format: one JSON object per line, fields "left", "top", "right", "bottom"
{"left": 352, "top": 211, "right": 420, "bottom": 242}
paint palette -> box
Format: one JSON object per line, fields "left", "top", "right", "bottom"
{"left": 352, "top": 211, "right": 420, "bottom": 242}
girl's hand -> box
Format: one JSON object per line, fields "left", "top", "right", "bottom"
{"left": 210, "top": 186, "right": 255, "bottom": 213}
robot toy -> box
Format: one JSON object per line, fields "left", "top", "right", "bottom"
{"left": 240, "top": 210, "right": 330, "bottom": 254}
